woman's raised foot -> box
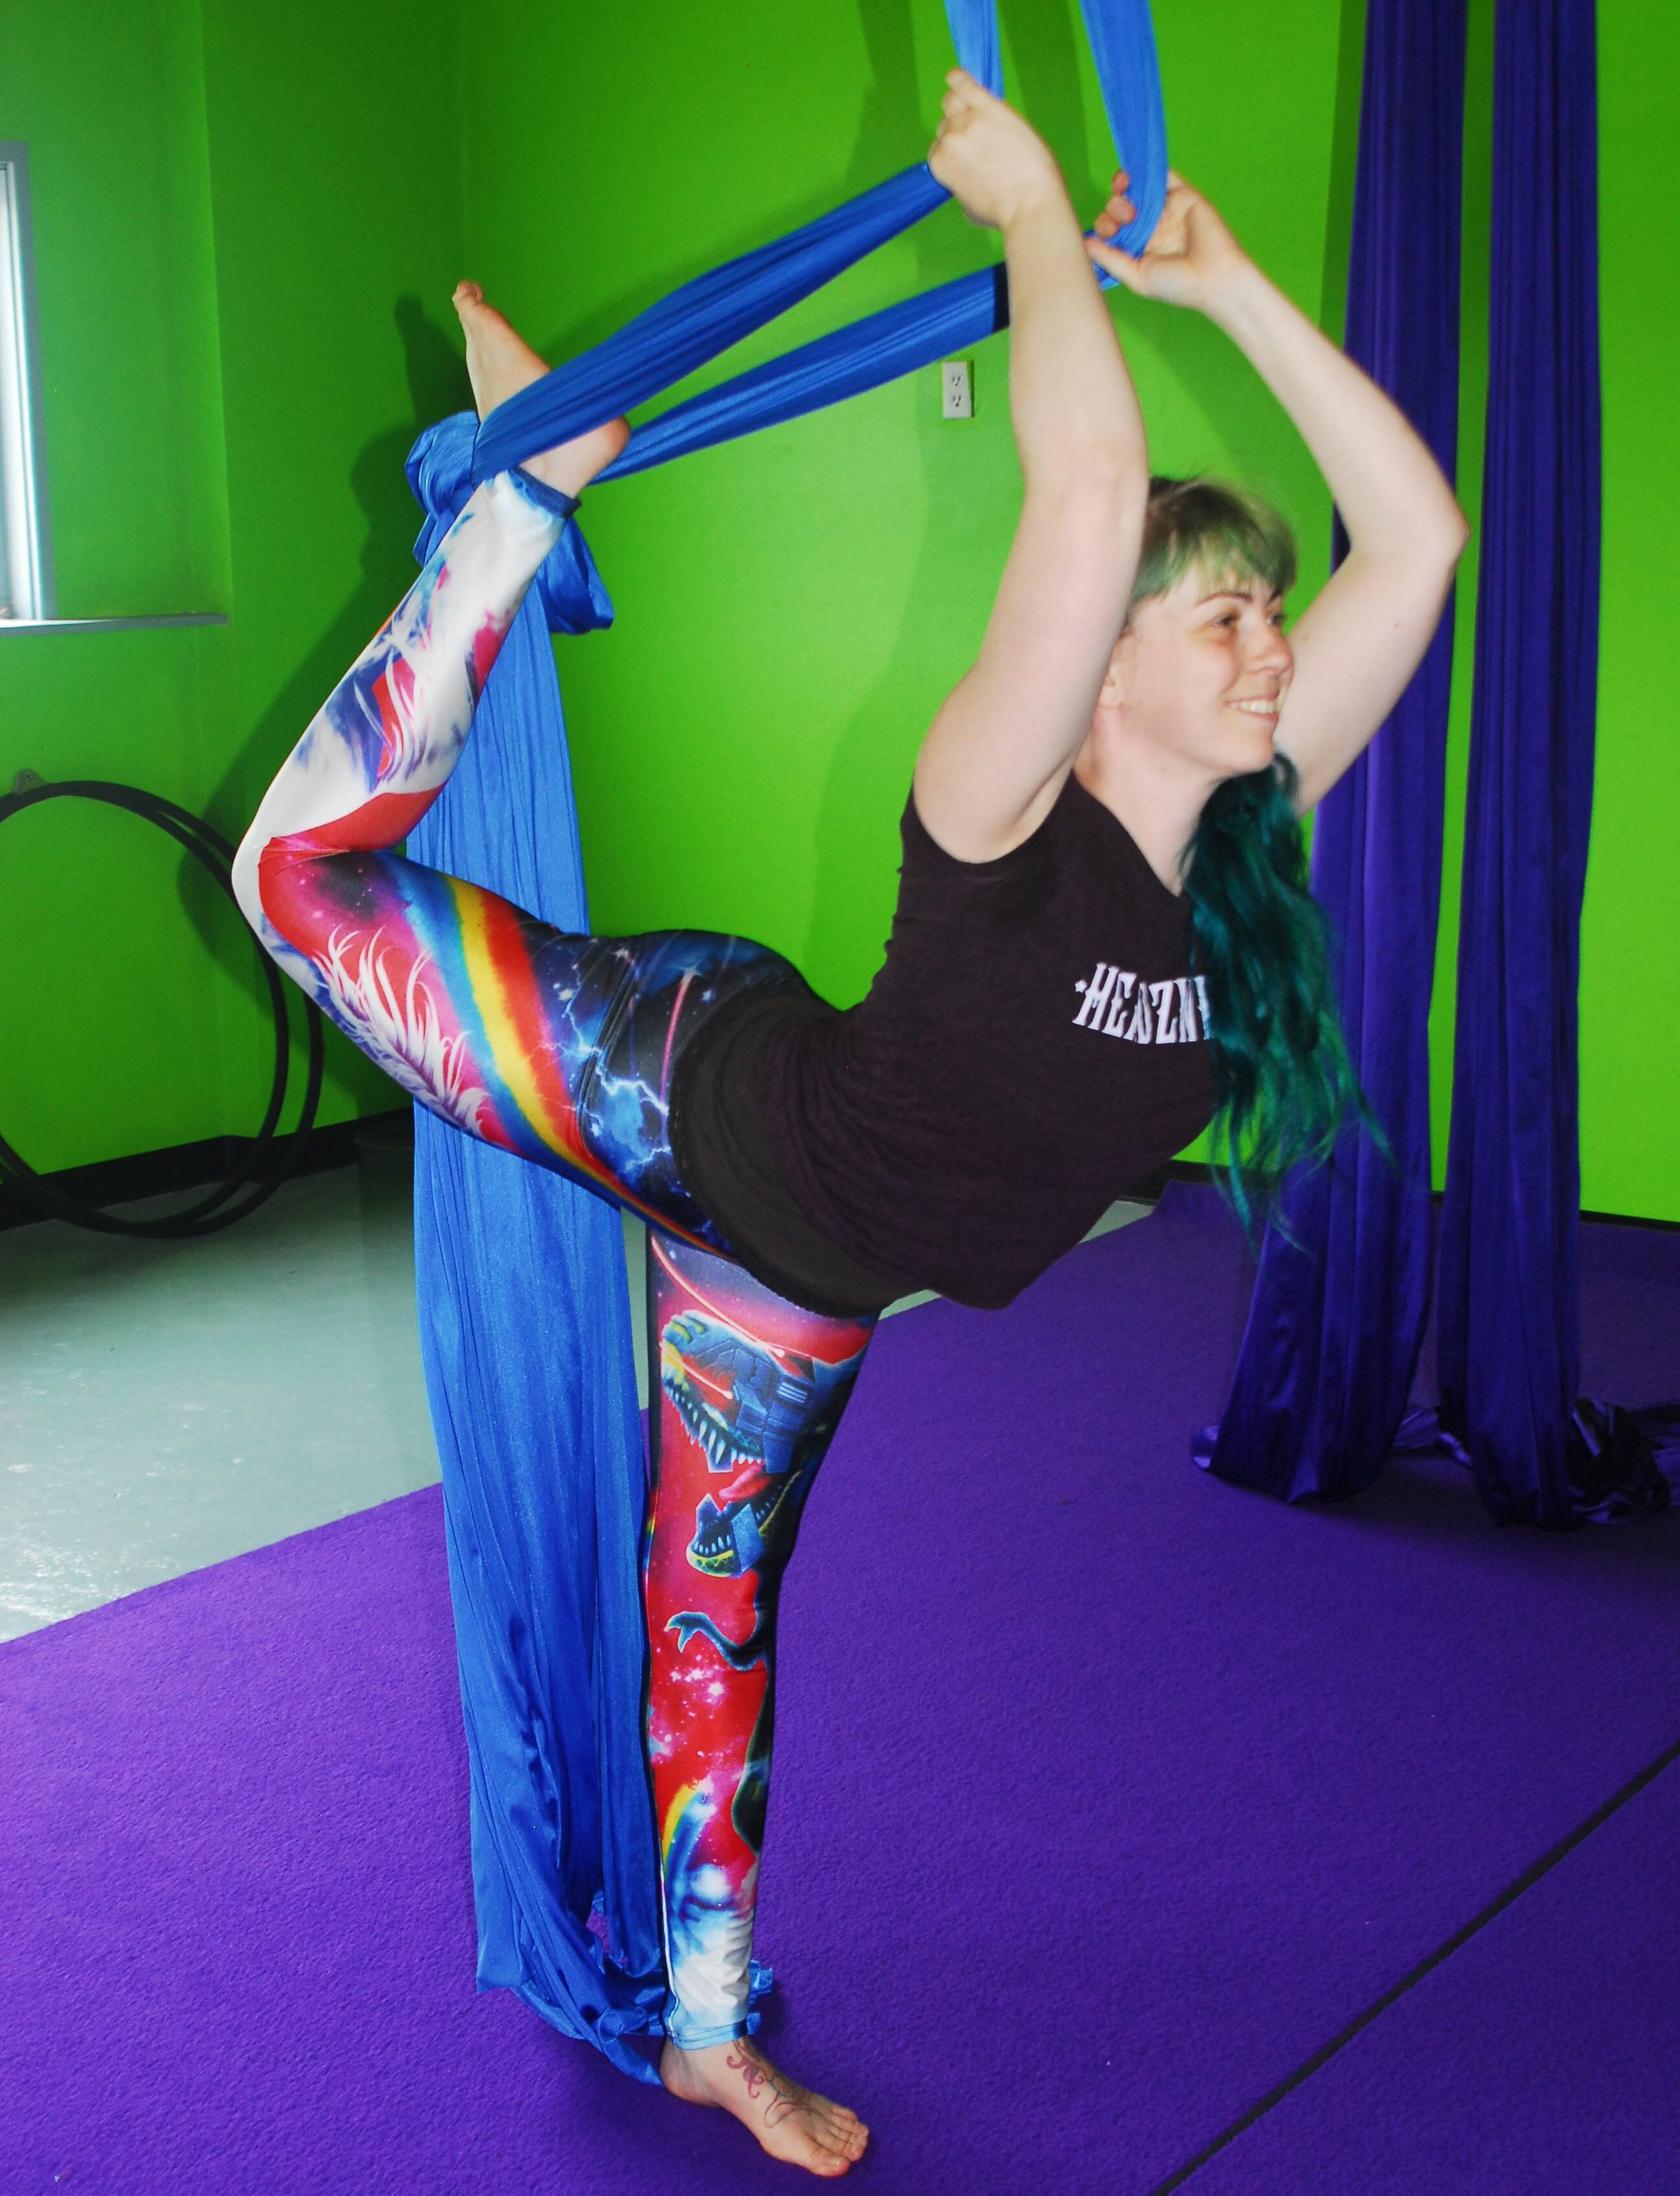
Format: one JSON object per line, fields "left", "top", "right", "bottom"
{"left": 451, "top": 281, "right": 628, "bottom": 497}
{"left": 660, "top": 2035, "right": 870, "bottom": 2177}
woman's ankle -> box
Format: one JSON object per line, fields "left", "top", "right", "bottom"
{"left": 518, "top": 414, "right": 631, "bottom": 500}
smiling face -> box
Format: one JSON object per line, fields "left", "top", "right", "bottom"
{"left": 1105, "top": 561, "right": 1294, "bottom": 786}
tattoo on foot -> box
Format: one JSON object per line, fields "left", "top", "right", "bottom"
{"left": 727, "top": 2043, "right": 810, "bottom": 2129}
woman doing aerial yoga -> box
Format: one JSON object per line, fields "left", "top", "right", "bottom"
{"left": 235, "top": 71, "right": 1465, "bottom": 2180}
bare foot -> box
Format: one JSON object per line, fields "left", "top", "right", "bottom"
{"left": 451, "top": 281, "right": 628, "bottom": 498}
{"left": 660, "top": 2035, "right": 870, "bottom": 2178}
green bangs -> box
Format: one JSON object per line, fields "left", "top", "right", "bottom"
{"left": 1130, "top": 475, "right": 1298, "bottom": 613}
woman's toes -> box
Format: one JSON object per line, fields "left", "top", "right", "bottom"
{"left": 450, "top": 283, "right": 553, "bottom": 418}
{"left": 662, "top": 2036, "right": 868, "bottom": 2177}
{"left": 814, "top": 2107, "right": 867, "bottom": 2163}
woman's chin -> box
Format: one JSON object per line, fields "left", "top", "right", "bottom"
{"left": 1217, "top": 732, "right": 1278, "bottom": 778}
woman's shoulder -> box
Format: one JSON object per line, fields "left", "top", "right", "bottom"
{"left": 899, "top": 769, "right": 1082, "bottom": 880}
{"left": 894, "top": 770, "right": 1192, "bottom": 973}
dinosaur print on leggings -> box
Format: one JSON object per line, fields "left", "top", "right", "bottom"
{"left": 644, "top": 1235, "right": 870, "bottom": 2046}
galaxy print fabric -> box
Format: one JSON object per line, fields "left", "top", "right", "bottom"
{"left": 645, "top": 1234, "right": 874, "bottom": 2048}
{"left": 235, "top": 469, "right": 878, "bottom": 2045}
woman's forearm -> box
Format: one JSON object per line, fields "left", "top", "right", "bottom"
{"left": 908, "top": 181, "right": 1150, "bottom": 858}
{"left": 1003, "top": 189, "right": 1148, "bottom": 497}
{"left": 1206, "top": 261, "right": 1465, "bottom": 554}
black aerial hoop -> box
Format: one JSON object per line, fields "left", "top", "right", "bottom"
{"left": 0, "top": 776, "right": 325, "bottom": 1239}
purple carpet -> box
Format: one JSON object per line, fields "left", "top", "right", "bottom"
{"left": 5, "top": 1184, "right": 1678, "bottom": 2196}
{"left": 1180, "top": 1751, "right": 1680, "bottom": 2195}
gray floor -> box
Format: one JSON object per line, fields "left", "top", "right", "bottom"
{"left": 0, "top": 1160, "right": 1147, "bottom": 1644}
{"left": 0, "top": 1163, "right": 441, "bottom": 1642}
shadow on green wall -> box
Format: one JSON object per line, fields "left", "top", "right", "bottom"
{"left": 528, "top": 185, "right": 892, "bottom": 388}
{"left": 1320, "top": 0, "right": 1367, "bottom": 338}
{"left": 203, "top": 292, "right": 471, "bottom": 843}
{"left": 518, "top": 0, "right": 1012, "bottom": 405}
{"left": 174, "top": 297, "right": 472, "bottom": 1120}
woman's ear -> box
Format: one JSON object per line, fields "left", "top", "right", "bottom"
{"left": 1097, "top": 628, "right": 1134, "bottom": 710}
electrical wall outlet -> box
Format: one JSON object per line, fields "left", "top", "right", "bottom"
{"left": 940, "top": 358, "right": 973, "bottom": 419}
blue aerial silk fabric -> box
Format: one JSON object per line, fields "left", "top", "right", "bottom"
{"left": 1075, "top": 0, "right": 1168, "bottom": 248}
{"left": 469, "top": 164, "right": 956, "bottom": 484}
{"left": 403, "top": 0, "right": 1167, "bottom": 2080}
{"left": 472, "top": 8, "right": 1165, "bottom": 492}
{"left": 403, "top": 420, "right": 674, "bottom": 2075}
{"left": 1195, "top": 0, "right": 1467, "bottom": 1502}
{"left": 598, "top": 261, "right": 1012, "bottom": 484}
{"left": 1432, "top": 0, "right": 1672, "bottom": 1526}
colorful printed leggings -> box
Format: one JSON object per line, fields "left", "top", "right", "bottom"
{"left": 232, "top": 468, "right": 877, "bottom": 2049}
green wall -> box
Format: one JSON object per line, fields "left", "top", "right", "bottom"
{"left": 0, "top": 0, "right": 1673, "bottom": 1222}
{"left": 0, "top": 0, "right": 235, "bottom": 1170}
{"left": 0, "top": 0, "right": 467, "bottom": 1174}
{"left": 195, "top": 0, "right": 469, "bottom": 1154}
{"left": 1583, "top": 0, "right": 1680, "bottom": 1218}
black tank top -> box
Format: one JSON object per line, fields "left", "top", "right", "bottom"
{"left": 674, "top": 772, "right": 1217, "bottom": 1314}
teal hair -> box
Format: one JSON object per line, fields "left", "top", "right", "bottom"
{"left": 1130, "top": 478, "right": 1369, "bottom": 1230}
{"left": 1134, "top": 473, "right": 1298, "bottom": 611}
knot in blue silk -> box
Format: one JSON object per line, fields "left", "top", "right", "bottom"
{"left": 407, "top": 410, "right": 615, "bottom": 637}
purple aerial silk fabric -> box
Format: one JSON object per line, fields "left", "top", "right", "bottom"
{"left": 1432, "top": 0, "right": 1666, "bottom": 1526}
{"left": 1197, "top": 0, "right": 1467, "bottom": 1502}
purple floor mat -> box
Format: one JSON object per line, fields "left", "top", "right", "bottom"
{"left": 1180, "top": 1752, "right": 1680, "bottom": 2195}
{"left": 3, "top": 1185, "right": 1677, "bottom": 2196}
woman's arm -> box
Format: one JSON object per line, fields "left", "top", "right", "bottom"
{"left": 912, "top": 75, "right": 1151, "bottom": 862}
{"left": 1089, "top": 174, "right": 1469, "bottom": 813}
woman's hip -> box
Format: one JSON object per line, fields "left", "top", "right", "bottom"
{"left": 551, "top": 928, "right": 807, "bottom": 1254}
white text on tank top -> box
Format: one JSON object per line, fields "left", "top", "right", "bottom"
{"left": 1071, "top": 963, "right": 1211, "bottom": 1047}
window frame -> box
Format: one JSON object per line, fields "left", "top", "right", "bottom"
{"left": 0, "top": 142, "right": 56, "bottom": 622}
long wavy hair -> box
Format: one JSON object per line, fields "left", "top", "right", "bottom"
{"left": 1130, "top": 476, "right": 1369, "bottom": 1230}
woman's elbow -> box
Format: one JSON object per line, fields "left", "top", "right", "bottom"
{"left": 1049, "top": 444, "right": 1147, "bottom": 511}
{"left": 1438, "top": 498, "right": 1471, "bottom": 565}
{"left": 1393, "top": 499, "right": 1469, "bottom": 582}
{"left": 1025, "top": 459, "right": 1149, "bottom": 558}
